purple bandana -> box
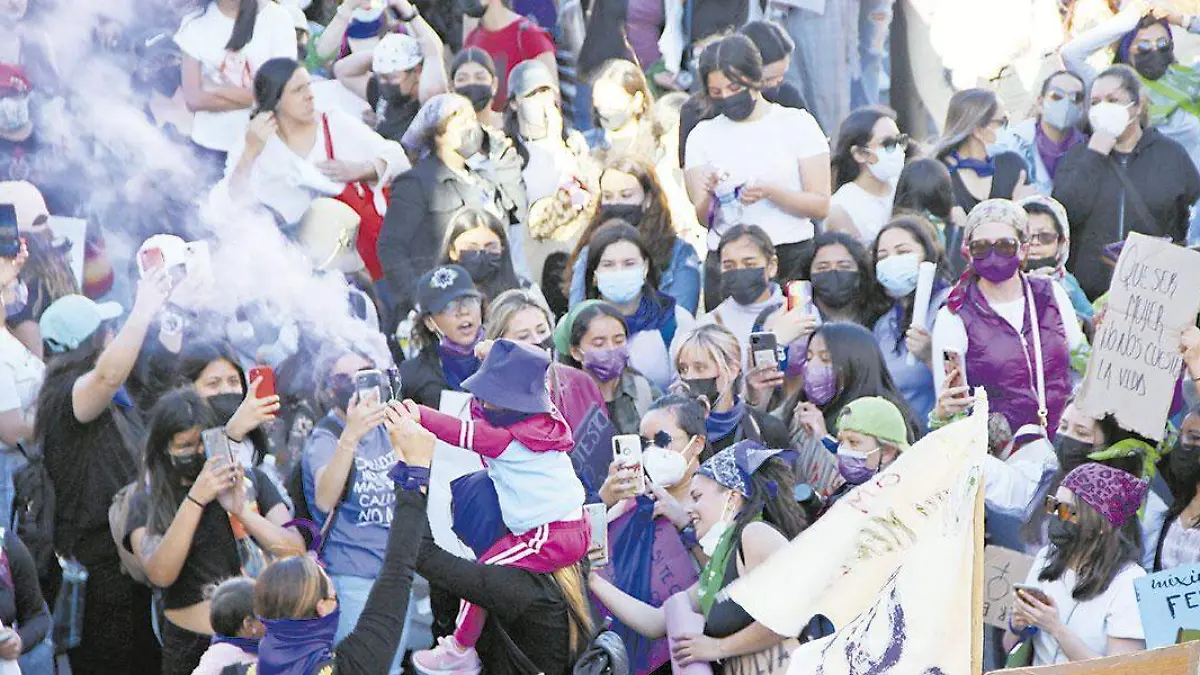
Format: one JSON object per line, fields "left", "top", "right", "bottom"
{"left": 1061, "top": 462, "right": 1148, "bottom": 528}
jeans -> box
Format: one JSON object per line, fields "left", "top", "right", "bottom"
{"left": 852, "top": 0, "right": 895, "bottom": 108}
{"left": 769, "top": 0, "right": 859, "bottom": 133}
{"left": 331, "top": 574, "right": 414, "bottom": 674}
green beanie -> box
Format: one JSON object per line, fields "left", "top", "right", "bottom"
{"left": 836, "top": 397, "right": 910, "bottom": 450}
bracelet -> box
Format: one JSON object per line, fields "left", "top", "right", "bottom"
{"left": 389, "top": 461, "right": 430, "bottom": 491}
{"left": 186, "top": 494, "right": 204, "bottom": 509}
{"left": 398, "top": 7, "right": 419, "bottom": 21}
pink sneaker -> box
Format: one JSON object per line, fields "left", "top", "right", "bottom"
{"left": 412, "top": 636, "right": 482, "bottom": 675}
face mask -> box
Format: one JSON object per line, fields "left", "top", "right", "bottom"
{"left": 457, "top": 84, "right": 493, "bottom": 113}
{"left": 595, "top": 265, "right": 646, "bottom": 304}
{"left": 683, "top": 376, "right": 719, "bottom": 403}
{"left": 458, "top": 0, "right": 488, "bottom": 19}
{"left": 1053, "top": 435, "right": 1094, "bottom": 474}
{"left": 328, "top": 373, "right": 356, "bottom": 411}
{"left": 811, "top": 270, "right": 860, "bottom": 309}
{"left": 803, "top": 360, "right": 837, "bottom": 406}
{"left": 697, "top": 492, "right": 735, "bottom": 556}
{"left": 517, "top": 98, "right": 550, "bottom": 140}
{"left": 206, "top": 393, "right": 245, "bottom": 426}
{"left": 1025, "top": 256, "right": 1058, "bottom": 272}
{"left": 984, "top": 127, "right": 1016, "bottom": 158}
{"left": 867, "top": 146, "right": 905, "bottom": 184}
{"left": 837, "top": 449, "right": 877, "bottom": 485}
{"left": 599, "top": 202, "right": 644, "bottom": 224}
{"left": 1088, "top": 101, "right": 1132, "bottom": 137}
{"left": 1133, "top": 47, "right": 1173, "bottom": 81}
{"left": 716, "top": 89, "right": 756, "bottom": 122}
{"left": 1041, "top": 97, "right": 1082, "bottom": 131}
{"left": 480, "top": 406, "right": 534, "bottom": 427}
{"left": 875, "top": 253, "right": 921, "bottom": 298}
{"left": 0, "top": 95, "right": 30, "bottom": 134}
{"left": 1046, "top": 517, "right": 1080, "bottom": 550}
{"left": 972, "top": 250, "right": 1021, "bottom": 284}
{"left": 720, "top": 267, "right": 770, "bottom": 306}
{"left": 379, "top": 82, "right": 411, "bottom": 107}
{"left": 537, "top": 336, "right": 555, "bottom": 354}
{"left": 456, "top": 124, "right": 485, "bottom": 158}
{"left": 644, "top": 443, "right": 689, "bottom": 487}
{"left": 596, "top": 106, "right": 632, "bottom": 131}
{"left": 581, "top": 345, "right": 628, "bottom": 383}
{"left": 169, "top": 452, "right": 205, "bottom": 484}
{"left": 761, "top": 84, "right": 783, "bottom": 102}
{"left": 458, "top": 249, "right": 502, "bottom": 282}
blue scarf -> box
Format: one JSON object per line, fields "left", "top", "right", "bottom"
{"left": 624, "top": 293, "right": 675, "bottom": 337}
{"left": 948, "top": 151, "right": 996, "bottom": 178}
{"left": 211, "top": 635, "right": 260, "bottom": 656}
{"left": 706, "top": 397, "right": 746, "bottom": 441}
{"left": 437, "top": 346, "right": 481, "bottom": 392}
{"left": 257, "top": 608, "right": 339, "bottom": 675}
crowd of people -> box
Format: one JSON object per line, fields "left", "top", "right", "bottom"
{"left": 3, "top": 0, "right": 1200, "bottom": 673}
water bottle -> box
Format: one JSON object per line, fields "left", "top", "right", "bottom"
{"left": 229, "top": 478, "right": 268, "bottom": 578}
{"left": 395, "top": 316, "right": 416, "bottom": 360}
{"left": 713, "top": 178, "right": 743, "bottom": 230}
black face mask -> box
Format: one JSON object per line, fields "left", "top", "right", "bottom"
{"left": 1133, "top": 47, "right": 1173, "bottom": 81}
{"left": 456, "top": 84, "right": 493, "bottom": 113}
{"left": 458, "top": 0, "right": 488, "bottom": 19}
{"left": 1046, "top": 517, "right": 1080, "bottom": 550}
{"left": 458, "top": 249, "right": 503, "bottom": 282}
{"left": 169, "top": 452, "right": 205, "bottom": 484}
{"left": 716, "top": 89, "right": 756, "bottom": 122}
{"left": 1024, "top": 256, "right": 1058, "bottom": 272}
{"left": 328, "top": 373, "right": 356, "bottom": 412}
{"left": 378, "top": 81, "right": 413, "bottom": 107}
{"left": 682, "top": 377, "right": 719, "bottom": 404}
{"left": 206, "top": 393, "right": 244, "bottom": 426}
{"left": 1169, "top": 442, "right": 1200, "bottom": 491}
{"left": 538, "top": 336, "right": 555, "bottom": 354}
{"left": 811, "top": 270, "right": 860, "bottom": 309}
{"left": 720, "top": 267, "right": 770, "bottom": 306}
{"left": 1054, "top": 435, "right": 1094, "bottom": 474}
{"left": 457, "top": 124, "right": 485, "bottom": 158}
{"left": 599, "top": 203, "right": 645, "bottom": 225}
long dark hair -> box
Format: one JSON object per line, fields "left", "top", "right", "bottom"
{"left": 577, "top": 0, "right": 636, "bottom": 79}
{"left": 832, "top": 105, "right": 897, "bottom": 190}
{"left": 1038, "top": 495, "right": 1139, "bottom": 601}
{"left": 583, "top": 222, "right": 663, "bottom": 306}
{"left": 787, "top": 322, "right": 921, "bottom": 438}
{"left": 803, "top": 231, "right": 889, "bottom": 326}
{"left": 699, "top": 34, "right": 764, "bottom": 90}
{"left": 225, "top": 0, "right": 260, "bottom": 52}
{"left": 560, "top": 301, "right": 627, "bottom": 369}
{"left": 143, "top": 389, "right": 218, "bottom": 537}
{"left": 732, "top": 457, "right": 808, "bottom": 542}
{"left": 176, "top": 341, "right": 247, "bottom": 391}
{"left": 648, "top": 394, "right": 709, "bottom": 442}
{"left": 871, "top": 214, "right": 950, "bottom": 356}
{"left": 438, "top": 208, "right": 523, "bottom": 302}
{"left": 893, "top": 158, "right": 955, "bottom": 225}
{"left": 253, "top": 57, "right": 301, "bottom": 115}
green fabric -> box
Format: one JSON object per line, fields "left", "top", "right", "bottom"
{"left": 836, "top": 397, "right": 910, "bottom": 449}
{"left": 1070, "top": 342, "right": 1091, "bottom": 376}
{"left": 696, "top": 515, "right": 764, "bottom": 617}
{"left": 552, "top": 299, "right": 606, "bottom": 355}
{"left": 1143, "top": 65, "right": 1200, "bottom": 124}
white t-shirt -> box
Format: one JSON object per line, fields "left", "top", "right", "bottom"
{"left": 1023, "top": 546, "right": 1145, "bottom": 665}
{"left": 830, "top": 181, "right": 894, "bottom": 245}
{"left": 931, "top": 280, "right": 1085, "bottom": 395}
{"left": 175, "top": 0, "right": 296, "bottom": 152}
{"left": 684, "top": 102, "right": 829, "bottom": 247}
{"left": 0, "top": 329, "right": 44, "bottom": 452}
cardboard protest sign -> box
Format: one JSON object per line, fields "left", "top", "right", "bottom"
{"left": 1135, "top": 562, "right": 1200, "bottom": 649}
{"left": 982, "top": 545, "right": 1036, "bottom": 629}
{"left": 569, "top": 404, "right": 616, "bottom": 497}
{"left": 1077, "top": 233, "right": 1200, "bottom": 441}
{"left": 988, "top": 640, "right": 1200, "bottom": 675}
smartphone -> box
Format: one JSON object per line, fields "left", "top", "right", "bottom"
{"left": 137, "top": 247, "right": 165, "bottom": 278}
{"left": 943, "top": 349, "right": 966, "bottom": 389}
{"left": 749, "top": 331, "right": 779, "bottom": 370}
{"left": 184, "top": 240, "right": 212, "bottom": 280}
{"left": 612, "top": 434, "right": 645, "bottom": 494}
{"left": 386, "top": 366, "right": 402, "bottom": 402}
{"left": 355, "top": 368, "right": 387, "bottom": 404}
{"left": 584, "top": 503, "right": 609, "bottom": 567}
{"left": 0, "top": 204, "right": 18, "bottom": 258}
{"left": 1013, "top": 584, "right": 1051, "bottom": 605}
{"left": 200, "top": 427, "right": 235, "bottom": 463}
{"left": 785, "top": 280, "right": 812, "bottom": 313}
{"left": 248, "top": 366, "right": 276, "bottom": 399}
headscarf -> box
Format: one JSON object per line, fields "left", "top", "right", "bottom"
{"left": 695, "top": 440, "right": 785, "bottom": 498}
{"left": 1061, "top": 462, "right": 1149, "bottom": 528}
{"left": 400, "top": 93, "right": 473, "bottom": 159}
{"left": 1017, "top": 195, "right": 1071, "bottom": 281}
{"left": 945, "top": 199, "right": 1030, "bottom": 313}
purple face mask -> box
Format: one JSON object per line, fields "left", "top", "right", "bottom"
{"left": 837, "top": 453, "right": 877, "bottom": 485}
{"left": 803, "top": 360, "right": 837, "bottom": 405}
{"left": 582, "top": 345, "right": 629, "bottom": 383}
{"left": 973, "top": 251, "right": 1022, "bottom": 283}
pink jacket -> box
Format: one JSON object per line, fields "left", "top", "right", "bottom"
{"left": 191, "top": 642, "right": 257, "bottom": 675}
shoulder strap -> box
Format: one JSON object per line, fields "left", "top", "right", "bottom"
{"left": 1109, "top": 156, "right": 1157, "bottom": 239}
{"left": 1155, "top": 512, "right": 1176, "bottom": 572}
{"left": 322, "top": 113, "right": 334, "bottom": 161}
{"left": 1023, "top": 278, "right": 1048, "bottom": 430}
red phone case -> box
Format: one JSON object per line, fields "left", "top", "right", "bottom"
{"left": 140, "top": 248, "right": 165, "bottom": 273}
{"left": 249, "top": 366, "right": 275, "bottom": 399}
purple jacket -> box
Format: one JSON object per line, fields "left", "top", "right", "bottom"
{"left": 958, "top": 276, "right": 1071, "bottom": 436}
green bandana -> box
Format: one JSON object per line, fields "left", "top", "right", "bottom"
{"left": 697, "top": 522, "right": 739, "bottom": 617}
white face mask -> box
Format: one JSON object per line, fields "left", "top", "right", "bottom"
{"left": 867, "top": 145, "right": 905, "bottom": 184}
{"left": 1088, "top": 101, "right": 1133, "bottom": 137}
{"left": 644, "top": 440, "right": 692, "bottom": 488}
{"left": 697, "top": 491, "right": 735, "bottom": 556}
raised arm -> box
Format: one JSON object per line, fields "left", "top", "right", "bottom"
{"left": 317, "top": 0, "right": 372, "bottom": 63}
{"left": 390, "top": 0, "right": 449, "bottom": 101}
{"left": 334, "top": 50, "right": 375, "bottom": 101}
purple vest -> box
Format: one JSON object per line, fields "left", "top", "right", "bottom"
{"left": 958, "top": 276, "right": 1072, "bottom": 435}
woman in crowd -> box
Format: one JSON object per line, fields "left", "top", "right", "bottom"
{"left": 397, "top": 265, "right": 484, "bottom": 409}
{"left": 590, "top": 441, "right": 807, "bottom": 668}
{"left": 580, "top": 223, "right": 695, "bottom": 391}
{"left": 1005, "top": 463, "right": 1148, "bottom": 665}
{"left": 587, "top": 59, "right": 659, "bottom": 161}
{"left": 0, "top": 243, "right": 42, "bottom": 454}
{"left": 224, "top": 57, "right": 409, "bottom": 282}
{"left": 684, "top": 34, "right": 830, "bottom": 291}
{"left": 1052, "top": 64, "right": 1200, "bottom": 301}
{"left": 827, "top": 106, "right": 907, "bottom": 245}
{"left": 892, "top": 158, "right": 960, "bottom": 268}
{"left": 0, "top": 522, "right": 51, "bottom": 672}
{"left": 833, "top": 396, "right": 911, "bottom": 491}
{"left": 504, "top": 60, "right": 590, "bottom": 205}
{"left": 934, "top": 88, "right": 1029, "bottom": 214}
{"left": 34, "top": 278, "right": 172, "bottom": 673}
{"left": 1154, "top": 406, "right": 1200, "bottom": 571}
{"left": 175, "top": 0, "right": 296, "bottom": 180}
{"left": 872, "top": 215, "right": 951, "bottom": 424}
{"left": 1019, "top": 196, "right": 1094, "bottom": 330}
{"left": 1003, "top": 71, "right": 1087, "bottom": 196}
{"left": 805, "top": 231, "right": 887, "bottom": 327}
{"left": 932, "top": 199, "right": 1084, "bottom": 437}
{"left": 569, "top": 158, "right": 701, "bottom": 314}
{"left": 451, "top": 48, "right": 503, "bottom": 128}
{"left": 461, "top": 0, "right": 558, "bottom": 111}
{"left": 784, "top": 321, "right": 920, "bottom": 446}
{"left": 674, "top": 324, "right": 790, "bottom": 456}
{"left": 553, "top": 300, "right": 659, "bottom": 435}
{"left": 381, "top": 92, "right": 527, "bottom": 321}
{"left": 437, "top": 207, "right": 532, "bottom": 303}
{"left": 301, "top": 348, "right": 410, "bottom": 674}
{"left": 127, "top": 389, "right": 300, "bottom": 674}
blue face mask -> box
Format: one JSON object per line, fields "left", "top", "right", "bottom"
{"left": 875, "top": 253, "right": 921, "bottom": 299}
{"left": 1041, "top": 96, "right": 1082, "bottom": 131}
{"left": 595, "top": 265, "right": 646, "bottom": 305}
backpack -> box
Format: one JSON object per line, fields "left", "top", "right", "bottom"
{"left": 109, "top": 482, "right": 149, "bottom": 584}
{"left": 11, "top": 441, "right": 58, "bottom": 592}
{"left": 285, "top": 415, "right": 356, "bottom": 553}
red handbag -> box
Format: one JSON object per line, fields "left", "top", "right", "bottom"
{"left": 323, "top": 113, "right": 387, "bottom": 280}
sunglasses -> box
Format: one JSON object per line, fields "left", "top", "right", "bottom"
{"left": 1045, "top": 496, "right": 1078, "bottom": 522}
{"left": 1045, "top": 88, "right": 1083, "bottom": 105}
{"left": 1133, "top": 37, "right": 1171, "bottom": 55}
{"left": 967, "top": 237, "right": 1019, "bottom": 258}
{"left": 1028, "top": 232, "right": 1060, "bottom": 246}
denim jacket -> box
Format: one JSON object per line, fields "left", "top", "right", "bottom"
{"left": 569, "top": 238, "right": 701, "bottom": 314}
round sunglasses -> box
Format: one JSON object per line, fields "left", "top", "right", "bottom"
{"left": 967, "top": 237, "right": 1020, "bottom": 258}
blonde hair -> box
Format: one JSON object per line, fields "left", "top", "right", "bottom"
{"left": 484, "top": 288, "right": 553, "bottom": 340}
{"left": 674, "top": 324, "right": 743, "bottom": 398}
{"left": 552, "top": 563, "right": 594, "bottom": 655}
{"left": 934, "top": 88, "right": 1000, "bottom": 160}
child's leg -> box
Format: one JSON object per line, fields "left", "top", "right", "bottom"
{"left": 453, "top": 600, "right": 487, "bottom": 648}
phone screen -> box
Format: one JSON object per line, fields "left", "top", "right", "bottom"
{"left": 612, "top": 435, "right": 645, "bottom": 494}
{"left": 0, "top": 205, "right": 19, "bottom": 258}
{"left": 943, "top": 350, "right": 966, "bottom": 389}
{"left": 584, "top": 504, "right": 608, "bottom": 567}
{"left": 355, "top": 369, "right": 386, "bottom": 404}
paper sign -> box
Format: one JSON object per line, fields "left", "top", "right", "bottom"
{"left": 569, "top": 405, "right": 616, "bottom": 498}
{"left": 988, "top": 641, "right": 1200, "bottom": 674}
{"left": 1077, "top": 233, "right": 1200, "bottom": 441}
{"left": 425, "top": 391, "right": 485, "bottom": 560}
{"left": 982, "top": 545, "right": 1035, "bottom": 628}
{"left": 1135, "top": 562, "right": 1200, "bottom": 649}
{"left": 47, "top": 216, "right": 86, "bottom": 288}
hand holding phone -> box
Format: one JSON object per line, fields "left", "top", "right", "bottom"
{"left": 612, "top": 434, "right": 645, "bottom": 495}
{"left": 201, "top": 427, "right": 236, "bottom": 465}
{"left": 355, "top": 368, "right": 387, "bottom": 405}
{"left": 248, "top": 366, "right": 276, "bottom": 400}
{"left": 584, "top": 503, "right": 609, "bottom": 567}
{"left": 943, "top": 349, "right": 966, "bottom": 390}
{"left": 749, "top": 331, "right": 779, "bottom": 370}
{"left": 1013, "top": 584, "right": 1051, "bottom": 606}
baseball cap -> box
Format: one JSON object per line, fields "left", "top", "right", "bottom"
{"left": 836, "top": 397, "right": 910, "bottom": 450}
{"left": 373, "top": 33, "right": 423, "bottom": 75}
{"left": 0, "top": 64, "right": 30, "bottom": 97}
{"left": 507, "top": 60, "right": 556, "bottom": 100}
{"left": 40, "top": 295, "right": 124, "bottom": 353}
{"left": 0, "top": 180, "right": 49, "bottom": 231}
{"left": 414, "top": 265, "right": 481, "bottom": 315}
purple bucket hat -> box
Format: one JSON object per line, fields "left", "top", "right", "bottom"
{"left": 1061, "top": 462, "right": 1149, "bottom": 529}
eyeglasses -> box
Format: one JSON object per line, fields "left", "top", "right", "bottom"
{"left": 967, "top": 237, "right": 1019, "bottom": 258}
{"left": 1045, "top": 88, "right": 1084, "bottom": 105}
{"left": 878, "top": 134, "right": 910, "bottom": 152}
{"left": 987, "top": 116, "right": 1010, "bottom": 129}
{"left": 1132, "top": 37, "right": 1171, "bottom": 55}
{"left": 1028, "top": 231, "right": 1060, "bottom": 246}
{"left": 438, "top": 296, "right": 482, "bottom": 315}
{"left": 1045, "top": 496, "right": 1078, "bottom": 522}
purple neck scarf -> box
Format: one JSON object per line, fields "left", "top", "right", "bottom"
{"left": 257, "top": 609, "right": 339, "bottom": 675}
{"left": 1034, "top": 122, "right": 1084, "bottom": 179}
